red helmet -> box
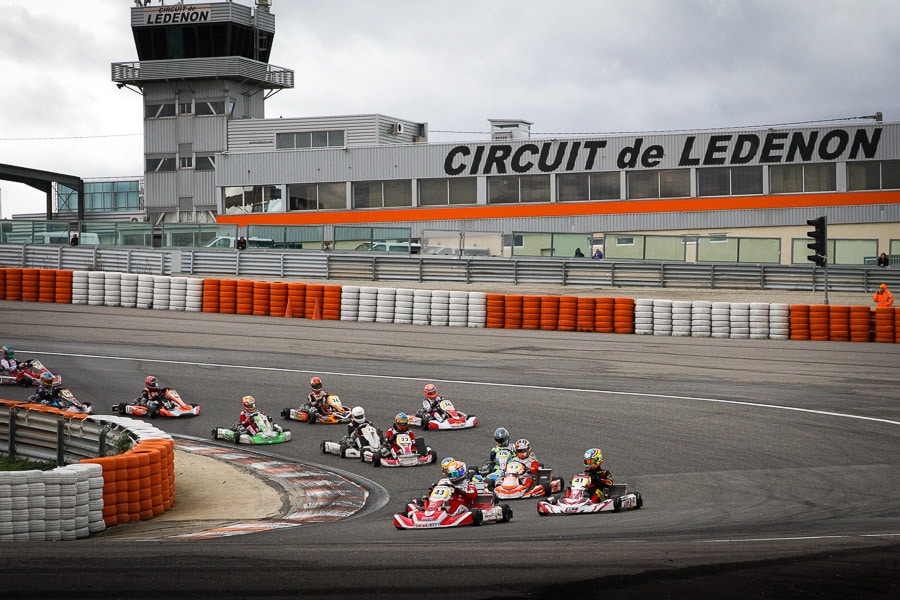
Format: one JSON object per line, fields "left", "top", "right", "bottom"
{"left": 145, "top": 376, "right": 158, "bottom": 389}
{"left": 242, "top": 396, "right": 256, "bottom": 411}
{"left": 394, "top": 412, "right": 409, "bottom": 432}
{"left": 424, "top": 383, "right": 438, "bottom": 399}
{"left": 310, "top": 376, "right": 323, "bottom": 391}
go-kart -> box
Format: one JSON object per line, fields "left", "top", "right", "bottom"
{"left": 212, "top": 412, "right": 291, "bottom": 445}
{"left": 494, "top": 461, "right": 565, "bottom": 500}
{"left": 407, "top": 399, "right": 477, "bottom": 430}
{"left": 0, "top": 359, "right": 61, "bottom": 387}
{"left": 478, "top": 447, "right": 515, "bottom": 488}
{"left": 536, "top": 474, "right": 643, "bottom": 515}
{"left": 28, "top": 386, "right": 93, "bottom": 414}
{"left": 321, "top": 423, "right": 384, "bottom": 461}
{"left": 281, "top": 394, "right": 351, "bottom": 425}
{"left": 393, "top": 480, "right": 513, "bottom": 529}
{"left": 113, "top": 387, "right": 200, "bottom": 418}
{"left": 373, "top": 432, "right": 437, "bottom": 467}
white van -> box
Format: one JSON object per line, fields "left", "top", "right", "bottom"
{"left": 204, "top": 236, "right": 275, "bottom": 249}
{"left": 354, "top": 241, "right": 422, "bottom": 254}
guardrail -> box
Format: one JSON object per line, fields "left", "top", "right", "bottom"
{"left": 2, "top": 244, "right": 899, "bottom": 292}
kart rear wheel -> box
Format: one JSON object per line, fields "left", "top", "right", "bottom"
{"left": 427, "top": 449, "right": 438, "bottom": 464}
{"left": 211, "top": 428, "right": 218, "bottom": 440}
{"left": 613, "top": 496, "right": 622, "bottom": 512}
{"left": 281, "top": 408, "right": 290, "bottom": 419}
{"left": 116, "top": 403, "right": 127, "bottom": 414}
{"left": 636, "top": 493, "right": 643, "bottom": 509}
{"left": 371, "top": 455, "right": 381, "bottom": 467}
{"left": 501, "top": 504, "right": 513, "bottom": 522}
{"left": 421, "top": 416, "right": 431, "bottom": 430}
{"left": 471, "top": 509, "right": 484, "bottom": 526}
{"left": 319, "top": 441, "right": 327, "bottom": 454}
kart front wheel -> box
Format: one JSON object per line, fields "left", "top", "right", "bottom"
{"left": 471, "top": 509, "right": 484, "bottom": 526}
{"left": 319, "top": 441, "right": 327, "bottom": 454}
{"left": 501, "top": 504, "right": 513, "bottom": 522}
{"left": 211, "top": 428, "right": 218, "bottom": 440}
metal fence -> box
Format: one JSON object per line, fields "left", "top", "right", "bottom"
{"left": 2, "top": 244, "right": 899, "bottom": 292}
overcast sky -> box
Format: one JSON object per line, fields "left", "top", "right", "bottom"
{"left": 1, "top": 0, "right": 898, "bottom": 218}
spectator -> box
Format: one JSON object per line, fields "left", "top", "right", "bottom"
{"left": 877, "top": 252, "right": 889, "bottom": 268}
{"left": 235, "top": 236, "right": 247, "bottom": 251}
{"left": 323, "top": 241, "right": 333, "bottom": 251}
{"left": 592, "top": 249, "right": 604, "bottom": 259}
{"left": 873, "top": 283, "right": 894, "bottom": 307}
{"left": 69, "top": 233, "right": 79, "bottom": 246}
{"left": 574, "top": 248, "right": 585, "bottom": 258}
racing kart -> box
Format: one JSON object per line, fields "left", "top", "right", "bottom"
{"left": 494, "top": 461, "right": 565, "bottom": 500}
{"left": 212, "top": 412, "right": 291, "bottom": 445}
{"left": 281, "top": 394, "right": 351, "bottom": 425}
{"left": 407, "top": 399, "right": 477, "bottom": 430}
{"left": 536, "top": 474, "right": 643, "bottom": 515}
{"left": 393, "top": 480, "right": 513, "bottom": 529}
{"left": 28, "top": 386, "right": 93, "bottom": 414}
{"left": 0, "top": 359, "right": 61, "bottom": 387}
{"left": 372, "top": 432, "right": 437, "bottom": 467}
{"left": 321, "top": 423, "right": 384, "bottom": 461}
{"left": 113, "top": 387, "right": 200, "bottom": 418}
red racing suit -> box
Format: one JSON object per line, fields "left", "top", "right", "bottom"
{"left": 239, "top": 409, "right": 263, "bottom": 435}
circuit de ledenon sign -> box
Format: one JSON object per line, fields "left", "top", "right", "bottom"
{"left": 143, "top": 4, "right": 211, "bottom": 25}
{"left": 443, "top": 127, "right": 882, "bottom": 175}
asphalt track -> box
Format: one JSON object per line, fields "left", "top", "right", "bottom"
{"left": 1, "top": 300, "right": 898, "bottom": 600}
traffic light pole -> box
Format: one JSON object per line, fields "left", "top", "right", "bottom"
{"left": 807, "top": 216, "right": 828, "bottom": 304}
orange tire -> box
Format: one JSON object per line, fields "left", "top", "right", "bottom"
{"left": 38, "top": 269, "right": 57, "bottom": 303}
{"left": 486, "top": 294, "right": 505, "bottom": 328}
{"left": 236, "top": 280, "right": 254, "bottom": 315}
{"left": 287, "top": 282, "right": 306, "bottom": 318}
{"left": 55, "top": 270, "right": 74, "bottom": 304}
{"left": 252, "top": 281, "right": 271, "bottom": 316}
{"left": 21, "top": 268, "right": 40, "bottom": 302}
{"left": 305, "top": 284, "right": 325, "bottom": 319}
{"left": 269, "top": 282, "right": 289, "bottom": 317}
{"left": 322, "top": 284, "right": 342, "bottom": 320}
{"left": 503, "top": 295, "right": 524, "bottom": 329}
{"left": 4, "top": 268, "right": 22, "bottom": 301}
{"left": 521, "top": 295, "right": 541, "bottom": 330}
{"left": 0, "top": 268, "right": 6, "bottom": 299}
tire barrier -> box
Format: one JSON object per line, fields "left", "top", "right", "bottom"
{"left": 1, "top": 400, "right": 175, "bottom": 540}
{"left": 2, "top": 268, "right": 897, "bottom": 342}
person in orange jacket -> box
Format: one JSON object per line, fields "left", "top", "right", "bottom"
{"left": 873, "top": 283, "right": 894, "bottom": 307}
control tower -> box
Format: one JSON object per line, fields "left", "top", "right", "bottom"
{"left": 111, "top": 0, "right": 294, "bottom": 226}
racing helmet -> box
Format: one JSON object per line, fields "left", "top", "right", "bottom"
{"left": 583, "top": 448, "right": 603, "bottom": 471}
{"left": 493, "top": 427, "right": 510, "bottom": 446}
{"left": 1, "top": 345, "right": 13, "bottom": 358}
{"left": 310, "top": 376, "right": 323, "bottom": 391}
{"left": 242, "top": 395, "right": 256, "bottom": 411}
{"left": 40, "top": 372, "right": 55, "bottom": 387}
{"left": 446, "top": 460, "right": 467, "bottom": 484}
{"left": 394, "top": 412, "right": 409, "bottom": 432}
{"left": 440, "top": 457, "right": 456, "bottom": 474}
{"left": 351, "top": 406, "right": 366, "bottom": 424}
{"left": 145, "top": 375, "right": 158, "bottom": 389}
{"left": 424, "top": 383, "right": 438, "bottom": 399}
{"left": 881, "top": 283, "right": 888, "bottom": 289}
{"left": 514, "top": 439, "right": 531, "bottom": 459}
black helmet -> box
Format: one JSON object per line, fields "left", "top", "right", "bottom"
{"left": 493, "top": 427, "right": 509, "bottom": 446}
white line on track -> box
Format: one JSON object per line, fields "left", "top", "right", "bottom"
{"left": 704, "top": 533, "right": 900, "bottom": 543}
{"left": 28, "top": 350, "right": 900, "bottom": 428}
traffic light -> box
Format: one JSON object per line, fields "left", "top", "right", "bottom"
{"left": 806, "top": 216, "right": 827, "bottom": 267}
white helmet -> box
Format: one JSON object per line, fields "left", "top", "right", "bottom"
{"left": 351, "top": 406, "right": 366, "bottom": 424}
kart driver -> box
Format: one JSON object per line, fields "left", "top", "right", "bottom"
{"left": 30, "top": 373, "right": 64, "bottom": 407}
{"left": 382, "top": 412, "right": 416, "bottom": 456}
{"left": 307, "top": 376, "right": 329, "bottom": 414}
{"left": 238, "top": 395, "right": 264, "bottom": 435}
{"left": 511, "top": 438, "right": 541, "bottom": 476}
{"left": 441, "top": 459, "right": 481, "bottom": 511}
{"left": 346, "top": 406, "right": 373, "bottom": 443}
{"left": 1, "top": 345, "right": 20, "bottom": 374}
{"left": 582, "top": 448, "right": 614, "bottom": 502}
{"left": 418, "top": 383, "right": 443, "bottom": 417}
{"left": 488, "top": 427, "right": 515, "bottom": 466}
{"left": 140, "top": 376, "right": 167, "bottom": 407}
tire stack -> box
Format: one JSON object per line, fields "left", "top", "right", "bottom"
{"left": 521, "top": 295, "right": 541, "bottom": 330}
{"left": 38, "top": 269, "right": 56, "bottom": 303}
{"left": 120, "top": 273, "right": 139, "bottom": 308}
{"left": 430, "top": 290, "right": 450, "bottom": 326}
{"left": 322, "top": 285, "right": 342, "bottom": 320}
{"left": 375, "top": 287, "right": 396, "bottom": 324}
{"left": 808, "top": 305, "right": 830, "bottom": 341}
{"left": 652, "top": 299, "right": 673, "bottom": 336}
{"left": 137, "top": 274, "right": 155, "bottom": 309}
{"left": 769, "top": 303, "right": 790, "bottom": 340}
{"left": 595, "top": 297, "right": 616, "bottom": 333}
{"left": 485, "top": 293, "right": 505, "bottom": 329}
{"left": 393, "top": 288, "right": 414, "bottom": 324}
{"left": 874, "top": 307, "right": 895, "bottom": 343}
{"left": 448, "top": 291, "right": 468, "bottom": 327}
{"left": 286, "top": 282, "right": 306, "bottom": 318}
{"left": 71, "top": 271, "right": 89, "bottom": 305}
{"left": 252, "top": 281, "right": 270, "bottom": 316}
{"left": 504, "top": 295, "right": 524, "bottom": 330}
{"left": 412, "top": 289, "right": 431, "bottom": 325}
{"left": 613, "top": 297, "right": 635, "bottom": 334}
{"left": 828, "top": 305, "right": 851, "bottom": 342}
{"left": 152, "top": 275, "right": 170, "bottom": 310}
{"left": 87, "top": 271, "right": 105, "bottom": 306}
{"left": 557, "top": 296, "right": 577, "bottom": 332}
{"left": 711, "top": 302, "right": 731, "bottom": 338}
{"left": 849, "top": 306, "right": 872, "bottom": 342}
{"left": 185, "top": 278, "right": 203, "bottom": 312}
{"left": 21, "top": 268, "right": 40, "bottom": 302}
{"left": 540, "top": 295, "right": 559, "bottom": 331}
{"left": 789, "top": 304, "right": 810, "bottom": 340}
{"left": 103, "top": 272, "right": 122, "bottom": 307}
{"left": 269, "top": 282, "right": 288, "bottom": 317}
{"left": 576, "top": 297, "right": 596, "bottom": 332}
{"left": 634, "top": 298, "right": 654, "bottom": 335}
{"left": 202, "top": 278, "right": 220, "bottom": 313}
{"left": 671, "top": 300, "right": 692, "bottom": 336}
{"left": 749, "top": 302, "right": 770, "bottom": 339}
{"left": 729, "top": 302, "right": 750, "bottom": 339}
{"left": 304, "top": 284, "right": 324, "bottom": 319}
{"left": 467, "top": 292, "right": 487, "bottom": 328}
{"left": 357, "top": 287, "right": 377, "bottom": 322}
{"left": 691, "top": 301, "right": 712, "bottom": 337}
{"left": 55, "top": 270, "right": 73, "bottom": 305}
{"left": 340, "top": 285, "right": 360, "bottom": 321}
{"left": 169, "top": 277, "right": 187, "bottom": 312}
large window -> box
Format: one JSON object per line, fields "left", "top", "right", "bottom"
{"left": 224, "top": 185, "right": 282, "bottom": 215}
{"left": 487, "top": 175, "right": 550, "bottom": 204}
{"left": 276, "top": 130, "right": 346, "bottom": 149}
{"left": 145, "top": 103, "right": 176, "bottom": 119}
{"left": 847, "top": 160, "right": 900, "bottom": 190}
{"left": 352, "top": 180, "right": 412, "bottom": 209}
{"left": 287, "top": 182, "right": 346, "bottom": 210}
{"left": 418, "top": 177, "right": 477, "bottom": 206}
{"left": 146, "top": 157, "right": 176, "bottom": 173}
{"left": 557, "top": 172, "right": 620, "bottom": 202}
{"left": 58, "top": 181, "right": 141, "bottom": 213}
{"left": 770, "top": 164, "right": 836, "bottom": 193}
{"left": 697, "top": 166, "right": 763, "bottom": 196}
{"left": 626, "top": 169, "right": 690, "bottom": 199}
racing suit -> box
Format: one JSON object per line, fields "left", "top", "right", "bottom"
{"left": 239, "top": 409, "right": 263, "bottom": 435}
{"left": 0, "top": 356, "right": 19, "bottom": 374}
{"left": 30, "top": 385, "right": 65, "bottom": 407}
{"left": 382, "top": 426, "right": 416, "bottom": 457}
{"left": 511, "top": 453, "right": 541, "bottom": 476}
{"left": 346, "top": 418, "right": 375, "bottom": 448}
{"left": 307, "top": 390, "right": 329, "bottom": 413}
{"left": 419, "top": 394, "right": 443, "bottom": 417}
{"left": 584, "top": 468, "right": 614, "bottom": 502}
{"left": 141, "top": 385, "right": 166, "bottom": 406}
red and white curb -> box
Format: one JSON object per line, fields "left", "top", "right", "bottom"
{"left": 169, "top": 440, "right": 368, "bottom": 539}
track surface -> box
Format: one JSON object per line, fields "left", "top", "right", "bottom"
{"left": 1, "top": 302, "right": 898, "bottom": 599}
